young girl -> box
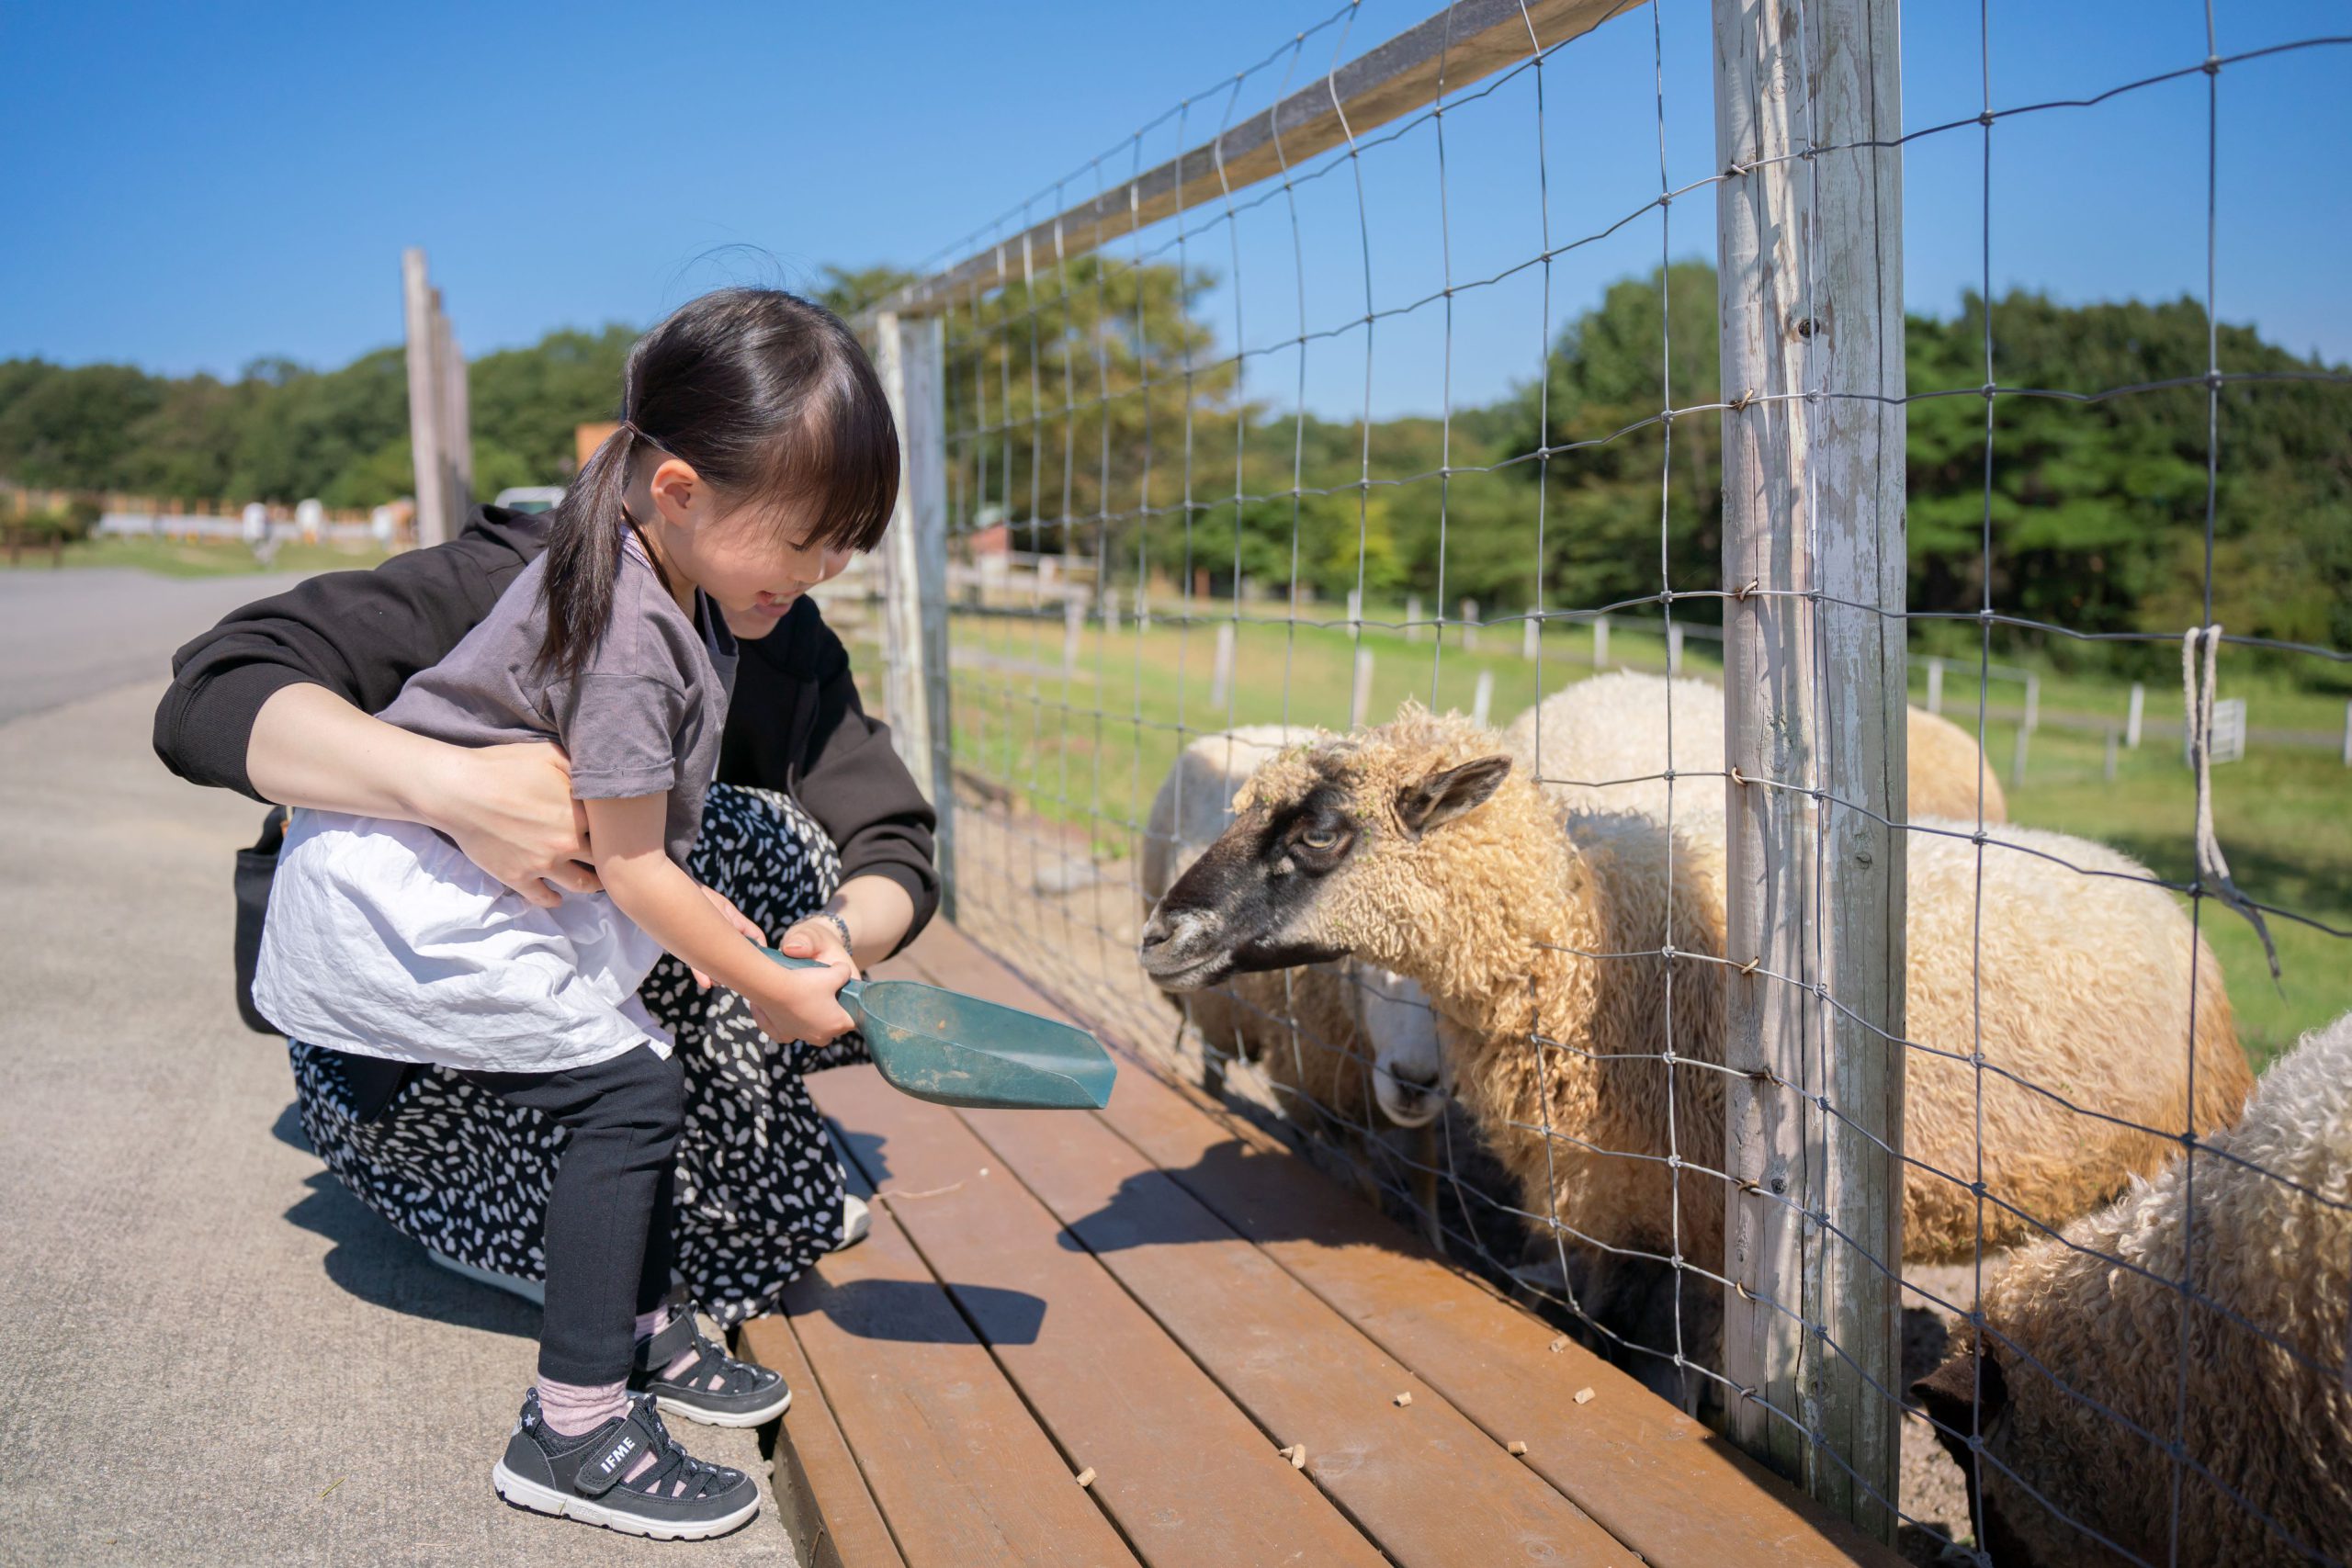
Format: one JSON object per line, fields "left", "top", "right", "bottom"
{"left": 252, "top": 288, "right": 898, "bottom": 1540}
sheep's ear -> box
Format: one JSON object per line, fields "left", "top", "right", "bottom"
{"left": 1911, "top": 1348, "right": 2007, "bottom": 1440}
{"left": 1396, "top": 754, "right": 1512, "bottom": 836}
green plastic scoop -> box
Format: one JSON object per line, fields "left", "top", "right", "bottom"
{"left": 761, "top": 949, "right": 1117, "bottom": 1111}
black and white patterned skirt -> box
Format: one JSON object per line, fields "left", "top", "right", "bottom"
{"left": 288, "top": 784, "right": 871, "bottom": 1325}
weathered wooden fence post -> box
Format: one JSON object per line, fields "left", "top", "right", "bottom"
{"left": 874, "top": 310, "right": 956, "bottom": 919}
{"left": 1714, "top": 0, "right": 1906, "bottom": 1540}
{"left": 401, "top": 249, "right": 451, "bottom": 548}
{"left": 1210, "top": 621, "right": 1236, "bottom": 709}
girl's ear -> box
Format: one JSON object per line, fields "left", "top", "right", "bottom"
{"left": 647, "top": 457, "right": 704, "bottom": 526}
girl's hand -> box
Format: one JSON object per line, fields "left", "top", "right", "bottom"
{"left": 778, "top": 914, "right": 852, "bottom": 971}
{"left": 746, "top": 919, "right": 856, "bottom": 1044}
{"left": 426, "top": 741, "right": 600, "bottom": 908}
{"left": 689, "top": 886, "right": 766, "bottom": 987}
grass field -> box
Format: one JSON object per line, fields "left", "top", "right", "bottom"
{"left": 1, "top": 535, "right": 391, "bottom": 578}
{"left": 916, "top": 599, "right": 2348, "bottom": 1068}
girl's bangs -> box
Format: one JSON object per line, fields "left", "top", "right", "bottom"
{"left": 762, "top": 363, "right": 900, "bottom": 554}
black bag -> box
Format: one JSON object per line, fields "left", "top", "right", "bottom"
{"left": 232, "top": 807, "right": 412, "bottom": 1121}
{"left": 232, "top": 807, "right": 288, "bottom": 1034}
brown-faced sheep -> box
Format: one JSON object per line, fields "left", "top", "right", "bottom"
{"left": 1500, "top": 671, "right": 2007, "bottom": 828}
{"left": 1913, "top": 1010, "right": 2352, "bottom": 1568}
{"left": 1140, "top": 706, "right": 2250, "bottom": 1291}
{"left": 1142, "top": 727, "right": 1448, "bottom": 1133}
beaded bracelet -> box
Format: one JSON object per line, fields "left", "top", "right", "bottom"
{"left": 798, "top": 909, "right": 854, "bottom": 959}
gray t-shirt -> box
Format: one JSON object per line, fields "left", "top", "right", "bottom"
{"left": 379, "top": 537, "right": 739, "bottom": 863}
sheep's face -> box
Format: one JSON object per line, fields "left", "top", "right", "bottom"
{"left": 1351, "top": 967, "right": 1450, "bottom": 1127}
{"left": 1914, "top": 1343, "right": 2101, "bottom": 1568}
{"left": 1138, "top": 722, "right": 1512, "bottom": 994}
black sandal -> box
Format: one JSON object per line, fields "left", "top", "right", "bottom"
{"left": 492, "top": 1391, "right": 759, "bottom": 1540}
{"left": 632, "top": 1300, "right": 791, "bottom": 1427}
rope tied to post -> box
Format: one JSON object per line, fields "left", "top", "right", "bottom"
{"left": 2181, "top": 626, "right": 2280, "bottom": 982}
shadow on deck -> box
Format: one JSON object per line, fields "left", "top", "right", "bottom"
{"left": 740, "top": 920, "right": 1901, "bottom": 1568}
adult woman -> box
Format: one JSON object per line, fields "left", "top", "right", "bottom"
{"left": 155, "top": 499, "right": 936, "bottom": 1325}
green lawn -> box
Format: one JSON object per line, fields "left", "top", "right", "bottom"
{"left": 900, "top": 598, "right": 2347, "bottom": 1070}
{"left": 1902, "top": 653, "right": 2352, "bottom": 745}
{"left": 2, "top": 535, "right": 391, "bottom": 579}
{"left": 1984, "top": 721, "right": 2350, "bottom": 1067}
{"left": 942, "top": 604, "right": 1690, "bottom": 848}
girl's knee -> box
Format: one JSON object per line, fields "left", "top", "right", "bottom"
{"left": 594, "top": 1045, "right": 685, "bottom": 1145}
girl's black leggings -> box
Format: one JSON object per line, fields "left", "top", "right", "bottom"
{"left": 461, "top": 1043, "right": 682, "bottom": 1384}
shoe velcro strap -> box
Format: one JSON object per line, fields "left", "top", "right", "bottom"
{"left": 575, "top": 1408, "right": 663, "bottom": 1499}
{"left": 634, "top": 1299, "right": 697, "bottom": 1373}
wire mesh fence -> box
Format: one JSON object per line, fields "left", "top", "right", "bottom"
{"left": 839, "top": 2, "right": 2352, "bottom": 1561}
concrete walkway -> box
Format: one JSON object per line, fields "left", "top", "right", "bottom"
{"left": 0, "top": 573, "right": 790, "bottom": 1565}
{"left": 0, "top": 567, "right": 316, "bottom": 725}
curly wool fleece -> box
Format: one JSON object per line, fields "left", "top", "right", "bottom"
{"left": 1221, "top": 704, "right": 2249, "bottom": 1273}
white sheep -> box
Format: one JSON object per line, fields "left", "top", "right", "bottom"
{"left": 1140, "top": 705, "right": 2251, "bottom": 1295}
{"left": 1500, "top": 670, "right": 2008, "bottom": 829}
{"left": 1913, "top": 1010, "right": 2352, "bottom": 1568}
{"left": 1142, "top": 726, "right": 1448, "bottom": 1130}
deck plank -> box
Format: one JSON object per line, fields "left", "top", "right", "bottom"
{"left": 896, "top": 920, "right": 1904, "bottom": 1568}
{"left": 775, "top": 1116, "right": 1138, "bottom": 1568}
{"left": 813, "top": 1065, "right": 1388, "bottom": 1568}
{"left": 886, "top": 929, "right": 1629, "bottom": 1568}
{"left": 735, "top": 1312, "right": 903, "bottom": 1568}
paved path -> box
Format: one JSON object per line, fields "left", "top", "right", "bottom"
{"left": 0, "top": 567, "right": 326, "bottom": 725}
{"left": 0, "top": 579, "right": 791, "bottom": 1565}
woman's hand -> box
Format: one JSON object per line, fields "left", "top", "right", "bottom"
{"left": 688, "top": 886, "right": 766, "bottom": 987}
{"left": 745, "top": 917, "right": 857, "bottom": 1044}
{"left": 424, "top": 741, "right": 601, "bottom": 908}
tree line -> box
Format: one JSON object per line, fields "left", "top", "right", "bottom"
{"left": 944, "top": 257, "right": 2348, "bottom": 676}
{"left": 3, "top": 261, "right": 2342, "bottom": 674}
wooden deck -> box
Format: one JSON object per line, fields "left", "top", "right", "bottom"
{"left": 740, "top": 921, "right": 1901, "bottom": 1568}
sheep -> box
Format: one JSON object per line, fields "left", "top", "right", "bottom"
{"left": 1499, "top": 670, "right": 2007, "bottom": 829}
{"left": 1142, "top": 727, "right": 1448, "bottom": 1132}
{"left": 1912, "top": 1010, "right": 2352, "bottom": 1568}
{"left": 1139, "top": 705, "right": 2251, "bottom": 1298}
{"left": 1905, "top": 702, "right": 2009, "bottom": 825}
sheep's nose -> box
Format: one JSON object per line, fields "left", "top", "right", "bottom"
{"left": 1374, "top": 1057, "right": 1448, "bottom": 1127}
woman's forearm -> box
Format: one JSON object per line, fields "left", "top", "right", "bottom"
{"left": 246, "top": 682, "right": 458, "bottom": 822}
{"left": 247, "top": 682, "right": 596, "bottom": 905}
{"left": 820, "top": 874, "right": 916, "bottom": 963}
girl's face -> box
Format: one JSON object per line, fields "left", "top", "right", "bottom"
{"left": 643, "top": 458, "right": 857, "bottom": 631}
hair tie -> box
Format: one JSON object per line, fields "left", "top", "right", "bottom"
{"left": 618, "top": 417, "right": 672, "bottom": 457}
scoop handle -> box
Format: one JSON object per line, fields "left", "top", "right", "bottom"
{"left": 758, "top": 946, "right": 866, "bottom": 1008}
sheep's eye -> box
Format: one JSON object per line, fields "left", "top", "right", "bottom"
{"left": 1300, "top": 827, "right": 1340, "bottom": 850}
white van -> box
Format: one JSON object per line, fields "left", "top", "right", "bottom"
{"left": 492, "top": 486, "right": 565, "bottom": 515}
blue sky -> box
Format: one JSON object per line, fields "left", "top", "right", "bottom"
{"left": 4, "top": 1, "right": 2345, "bottom": 421}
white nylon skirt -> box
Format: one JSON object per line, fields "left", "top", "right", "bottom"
{"left": 251, "top": 809, "right": 671, "bottom": 1075}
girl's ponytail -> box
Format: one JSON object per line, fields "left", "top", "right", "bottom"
{"left": 536, "top": 419, "right": 635, "bottom": 682}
